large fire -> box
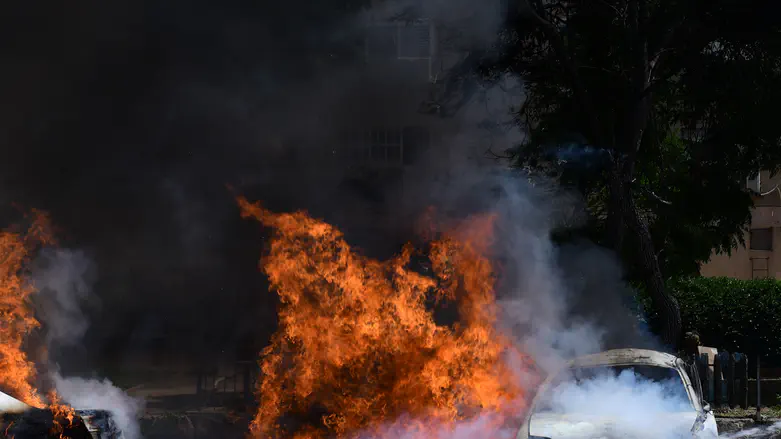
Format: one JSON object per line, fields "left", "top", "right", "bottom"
{"left": 238, "top": 197, "right": 537, "bottom": 439}
{"left": 0, "top": 210, "right": 75, "bottom": 433}
{"left": 0, "top": 209, "right": 54, "bottom": 408}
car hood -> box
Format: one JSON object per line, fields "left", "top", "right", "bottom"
{"left": 529, "top": 411, "right": 699, "bottom": 439}
{"left": 0, "top": 390, "right": 31, "bottom": 414}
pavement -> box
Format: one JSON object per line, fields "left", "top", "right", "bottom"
{"left": 717, "top": 417, "right": 781, "bottom": 437}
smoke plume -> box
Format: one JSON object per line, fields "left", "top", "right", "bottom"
{"left": 52, "top": 372, "right": 143, "bottom": 439}
{"left": 531, "top": 369, "right": 695, "bottom": 439}
{"left": 1, "top": 0, "right": 701, "bottom": 437}
{"left": 32, "top": 248, "right": 143, "bottom": 438}
{"left": 721, "top": 422, "right": 781, "bottom": 439}
{"left": 32, "top": 249, "right": 92, "bottom": 347}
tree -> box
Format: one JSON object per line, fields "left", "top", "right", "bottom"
{"left": 462, "top": 0, "right": 781, "bottom": 347}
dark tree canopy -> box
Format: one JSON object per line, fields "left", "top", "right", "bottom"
{"left": 469, "top": 0, "right": 781, "bottom": 346}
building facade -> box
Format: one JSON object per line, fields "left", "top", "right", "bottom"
{"left": 700, "top": 171, "right": 781, "bottom": 279}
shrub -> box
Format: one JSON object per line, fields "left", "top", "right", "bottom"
{"left": 638, "top": 277, "right": 781, "bottom": 357}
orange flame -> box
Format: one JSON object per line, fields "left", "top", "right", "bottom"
{"left": 238, "top": 197, "right": 536, "bottom": 439}
{"left": 0, "top": 210, "right": 56, "bottom": 408}
{"left": 0, "top": 210, "right": 76, "bottom": 434}
{"left": 49, "top": 390, "right": 76, "bottom": 437}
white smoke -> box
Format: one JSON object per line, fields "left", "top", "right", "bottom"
{"left": 374, "top": 4, "right": 681, "bottom": 431}
{"left": 33, "top": 248, "right": 92, "bottom": 345}
{"left": 357, "top": 413, "right": 518, "bottom": 439}
{"left": 340, "top": 111, "right": 665, "bottom": 437}
{"left": 530, "top": 369, "right": 696, "bottom": 439}
{"left": 326, "top": 0, "right": 671, "bottom": 432}
{"left": 53, "top": 372, "right": 144, "bottom": 439}
{"left": 488, "top": 175, "right": 608, "bottom": 371}
{"left": 32, "top": 248, "right": 144, "bottom": 438}
{"left": 438, "top": 166, "right": 702, "bottom": 439}
{"left": 721, "top": 422, "right": 781, "bottom": 439}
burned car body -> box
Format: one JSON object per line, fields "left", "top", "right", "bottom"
{"left": 77, "top": 409, "right": 124, "bottom": 439}
{"left": 0, "top": 390, "right": 91, "bottom": 439}
{"left": 516, "top": 348, "right": 718, "bottom": 439}
{"left": 0, "top": 390, "right": 122, "bottom": 439}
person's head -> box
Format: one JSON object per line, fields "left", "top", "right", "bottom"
{"left": 683, "top": 331, "right": 701, "bottom": 352}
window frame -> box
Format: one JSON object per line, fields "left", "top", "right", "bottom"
{"left": 750, "top": 227, "right": 773, "bottom": 251}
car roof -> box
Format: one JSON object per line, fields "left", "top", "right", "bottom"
{"left": 567, "top": 348, "right": 680, "bottom": 369}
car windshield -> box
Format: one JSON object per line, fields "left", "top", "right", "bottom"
{"left": 532, "top": 364, "right": 694, "bottom": 416}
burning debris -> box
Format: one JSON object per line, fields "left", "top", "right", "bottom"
{"left": 1, "top": 406, "right": 93, "bottom": 439}
{"left": 0, "top": 211, "right": 137, "bottom": 439}
{"left": 237, "top": 196, "right": 538, "bottom": 439}
{"left": 52, "top": 373, "right": 143, "bottom": 439}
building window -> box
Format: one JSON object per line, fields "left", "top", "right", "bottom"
{"left": 750, "top": 228, "right": 773, "bottom": 251}
{"left": 368, "top": 127, "right": 401, "bottom": 163}
{"left": 402, "top": 126, "right": 430, "bottom": 165}
{"left": 366, "top": 22, "right": 431, "bottom": 60}
{"left": 366, "top": 21, "right": 433, "bottom": 82}
{"left": 337, "top": 126, "right": 430, "bottom": 167}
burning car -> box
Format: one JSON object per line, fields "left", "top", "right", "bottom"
{"left": 516, "top": 348, "right": 718, "bottom": 439}
{"left": 0, "top": 389, "right": 121, "bottom": 439}
{"left": 77, "top": 409, "right": 124, "bottom": 439}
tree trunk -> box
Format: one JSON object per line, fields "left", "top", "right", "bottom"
{"left": 609, "top": 169, "right": 682, "bottom": 348}
{"left": 605, "top": 164, "right": 626, "bottom": 251}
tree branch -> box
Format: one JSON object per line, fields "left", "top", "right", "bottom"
{"left": 578, "top": 64, "right": 629, "bottom": 80}
{"left": 648, "top": 0, "right": 690, "bottom": 60}
{"left": 650, "top": 17, "right": 682, "bottom": 57}
{"left": 594, "top": 0, "right": 623, "bottom": 18}
{"left": 518, "top": 0, "right": 604, "bottom": 143}
{"left": 646, "top": 188, "right": 673, "bottom": 205}
{"left": 623, "top": 0, "right": 651, "bottom": 175}
{"left": 639, "top": 71, "right": 672, "bottom": 100}
{"left": 485, "top": 146, "right": 514, "bottom": 160}
{"left": 643, "top": 2, "right": 717, "bottom": 97}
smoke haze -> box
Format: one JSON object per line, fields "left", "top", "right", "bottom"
{"left": 0, "top": 0, "right": 676, "bottom": 436}
{"left": 32, "top": 249, "right": 93, "bottom": 349}
{"left": 0, "top": 0, "right": 530, "bottom": 365}
{"left": 531, "top": 369, "right": 696, "bottom": 439}
{"left": 53, "top": 372, "right": 144, "bottom": 439}
{"left": 32, "top": 248, "right": 143, "bottom": 438}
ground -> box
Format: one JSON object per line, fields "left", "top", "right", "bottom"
{"left": 716, "top": 406, "right": 781, "bottom": 419}
{"left": 715, "top": 407, "right": 781, "bottom": 437}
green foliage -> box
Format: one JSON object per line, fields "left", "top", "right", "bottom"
{"left": 639, "top": 277, "right": 781, "bottom": 357}
{"left": 637, "top": 131, "right": 754, "bottom": 278}
{"left": 474, "top": 1, "right": 781, "bottom": 284}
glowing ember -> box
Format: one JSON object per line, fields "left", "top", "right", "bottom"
{"left": 238, "top": 197, "right": 536, "bottom": 439}
{"left": 0, "top": 210, "right": 76, "bottom": 432}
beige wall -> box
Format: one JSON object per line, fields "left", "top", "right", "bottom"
{"left": 700, "top": 171, "right": 781, "bottom": 279}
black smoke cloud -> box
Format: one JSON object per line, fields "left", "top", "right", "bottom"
{"left": 0, "top": 0, "right": 651, "bottom": 379}
{"left": 0, "top": 0, "right": 508, "bottom": 368}
{"left": 0, "top": 0, "right": 363, "bottom": 366}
